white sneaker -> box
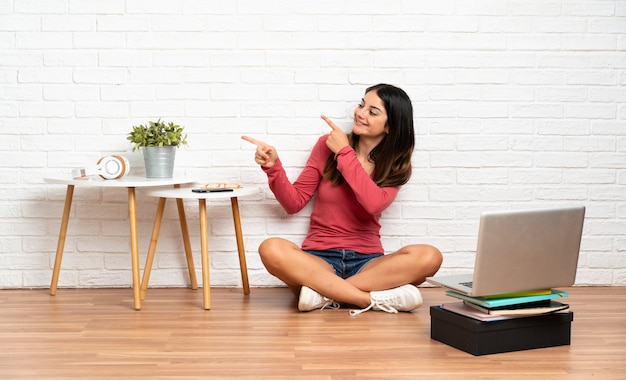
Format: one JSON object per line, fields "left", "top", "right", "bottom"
{"left": 298, "top": 286, "right": 340, "bottom": 312}
{"left": 350, "top": 285, "right": 423, "bottom": 316}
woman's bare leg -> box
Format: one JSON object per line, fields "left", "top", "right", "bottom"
{"left": 347, "top": 244, "right": 443, "bottom": 291}
{"left": 258, "top": 237, "right": 372, "bottom": 307}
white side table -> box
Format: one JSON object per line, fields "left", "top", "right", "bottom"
{"left": 141, "top": 186, "right": 259, "bottom": 309}
{"left": 44, "top": 176, "right": 196, "bottom": 310}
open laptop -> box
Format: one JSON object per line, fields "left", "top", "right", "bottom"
{"left": 426, "top": 206, "right": 585, "bottom": 297}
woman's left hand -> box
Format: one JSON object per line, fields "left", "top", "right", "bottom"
{"left": 321, "top": 115, "right": 349, "bottom": 154}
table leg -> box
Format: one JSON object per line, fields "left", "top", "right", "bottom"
{"left": 198, "top": 199, "right": 211, "bottom": 309}
{"left": 50, "top": 185, "right": 75, "bottom": 295}
{"left": 230, "top": 197, "right": 250, "bottom": 295}
{"left": 128, "top": 187, "right": 141, "bottom": 310}
{"left": 140, "top": 197, "right": 167, "bottom": 300}
{"left": 175, "top": 198, "right": 198, "bottom": 289}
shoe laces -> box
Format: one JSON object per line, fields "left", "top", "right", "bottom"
{"left": 349, "top": 299, "right": 398, "bottom": 316}
{"left": 320, "top": 298, "right": 340, "bottom": 311}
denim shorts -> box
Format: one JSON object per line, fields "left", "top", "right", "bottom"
{"left": 305, "top": 249, "right": 383, "bottom": 279}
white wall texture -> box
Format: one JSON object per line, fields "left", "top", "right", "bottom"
{"left": 1, "top": 0, "right": 625, "bottom": 290}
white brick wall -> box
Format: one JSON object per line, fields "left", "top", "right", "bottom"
{"left": 1, "top": 0, "right": 624, "bottom": 289}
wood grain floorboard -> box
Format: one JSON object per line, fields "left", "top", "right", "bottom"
{"left": 0, "top": 286, "right": 624, "bottom": 379}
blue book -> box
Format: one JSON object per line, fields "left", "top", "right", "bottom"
{"left": 445, "top": 289, "right": 569, "bottom": 308}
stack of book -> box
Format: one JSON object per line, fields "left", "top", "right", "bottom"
{"left": 439, "top": 289, "right": 570, "bottom": 322}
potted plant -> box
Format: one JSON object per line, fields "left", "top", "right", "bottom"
{"left": 127, "top": 119, "right": 188, "bottom": 178}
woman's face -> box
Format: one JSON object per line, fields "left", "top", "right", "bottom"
{"left": 352, "top": 90, "right": 389, "bottom": 139}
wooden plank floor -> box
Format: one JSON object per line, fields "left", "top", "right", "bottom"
{"left": 0, "top": 286, "right": 624, "bottom": 379}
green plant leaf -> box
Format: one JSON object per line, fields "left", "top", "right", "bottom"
{"left": 127, "top": 119, "right": 188, "bottom": 151}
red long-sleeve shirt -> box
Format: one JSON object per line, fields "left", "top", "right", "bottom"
{"left": 262, "top": 135, "right": 399, "bottom": 254}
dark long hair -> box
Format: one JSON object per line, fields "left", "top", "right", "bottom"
{"left": 323, "top": 84, "right": 415, "bottom": 187}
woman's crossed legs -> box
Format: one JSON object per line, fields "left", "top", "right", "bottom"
{"left": 257, "top": 237, "right": 443, "bottom": 310}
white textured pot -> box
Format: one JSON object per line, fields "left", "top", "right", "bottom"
{"left": 142, "top": 146, "right": 176, "bottom": 178}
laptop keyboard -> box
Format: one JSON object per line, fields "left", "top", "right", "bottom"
{"left": 460, "top": 281, "right": 473, "bottom": 288}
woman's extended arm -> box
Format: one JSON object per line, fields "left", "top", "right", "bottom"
{"left": 262, "top": 156, "right": 320, "bottom": 214}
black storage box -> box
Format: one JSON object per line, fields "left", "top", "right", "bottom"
{"left": 430, "top": 306, "right": 573, "bottom": 356}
